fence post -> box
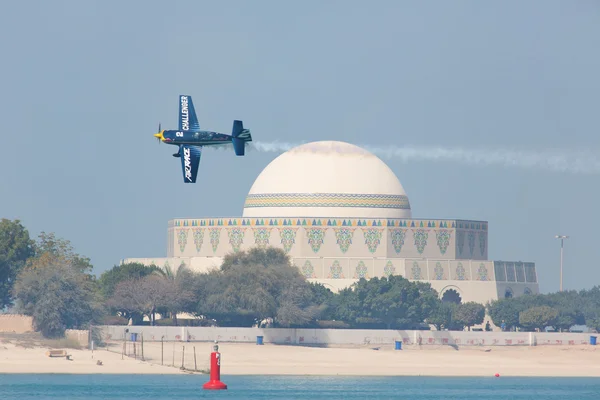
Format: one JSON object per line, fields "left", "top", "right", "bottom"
{"left": 194, "top": 346, "right": 197, "bottom": 371}
{"left": 181, "top": 346, "right": 185, "bottom": 370}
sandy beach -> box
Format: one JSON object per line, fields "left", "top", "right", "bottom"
{"left": 215, "top": 343, "right": 600, "bottom": 377}
{"left": 0, "top": 341, "right": 184, "bottom": 374}
{"left": 1, "top": 335, "right": 600, "bottom": 377}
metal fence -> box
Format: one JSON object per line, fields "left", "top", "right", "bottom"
{"left": 93, "top": 327, "right": 210, "bottom": 373}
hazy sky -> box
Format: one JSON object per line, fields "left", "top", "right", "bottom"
{"left": 1, "top": 1, "right": 599, "bottom": 294}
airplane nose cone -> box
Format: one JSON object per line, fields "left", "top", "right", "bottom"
{"left": 154, "top": 133, "right": 161, "bottom": 138}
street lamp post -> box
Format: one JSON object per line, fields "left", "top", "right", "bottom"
{"left": 555, "top": 235, "right": 569, "bottom": 292}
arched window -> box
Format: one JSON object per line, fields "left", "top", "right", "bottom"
{"left": 505, "top": 288, "right": 514, "bottom": 298}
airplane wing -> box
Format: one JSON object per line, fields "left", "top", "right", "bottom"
{"left": 178, "top": 95, "right": 201, "bottom": 132}
{"left": 179, "top": 144, "right": 202, "bottom": 183}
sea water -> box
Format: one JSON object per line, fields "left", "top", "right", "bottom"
{"left": 0, "top": 375, "right": 599, "bottom": 399}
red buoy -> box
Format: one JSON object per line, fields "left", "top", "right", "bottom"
{"left": 203, "top": 342, "right": 227, "bottom": 390}
{"left": 495, "top": 373, "right": 500, "bottom": 377}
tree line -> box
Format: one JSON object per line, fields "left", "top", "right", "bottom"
{"left": 487, "top": 288, "right": 600, "bottom": 332}
{"left": 1, "top": 218, "right": 598, "bottom": 338}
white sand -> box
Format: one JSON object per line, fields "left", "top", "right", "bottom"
{"left": 215, "top": 343, "right": 600, "bottom": 377}
{"left": 1, "top": 340, "right": 600, "bottom": 377}
{"left": 0, "top": 341, "right": 185, "bottom": 374}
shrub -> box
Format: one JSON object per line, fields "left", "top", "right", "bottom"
{"left": 102, "top": 315, "right": 129, "bottom": 325}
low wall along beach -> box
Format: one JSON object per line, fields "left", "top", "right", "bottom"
{"left": 0, "top": 314, "right": 33, "bottom": 333}
{"left": 99, "top": 325, "right": 597, "bottom": 347}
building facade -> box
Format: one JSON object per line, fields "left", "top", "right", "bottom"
{"left": 124, "top": 141, "right": 539, "bottom": 305}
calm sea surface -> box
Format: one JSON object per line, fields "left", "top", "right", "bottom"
{"left": 0, "top": 374, "right": 599, "bottom": 399}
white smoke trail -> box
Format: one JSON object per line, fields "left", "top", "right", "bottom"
{"left": 249, "top": 141, "right": 600, "bottom": 175}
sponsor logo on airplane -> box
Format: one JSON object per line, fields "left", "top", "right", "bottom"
{"left": 183, "top": 147, "right": 192, "bottom": 181}
{"left": 181, "top": 96, "right": 189, "bottom": 131}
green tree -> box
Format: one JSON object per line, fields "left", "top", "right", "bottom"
{"left": 13, "top": 262, "right": 101, "bottom": 338}
{"left": 109, "top": 275, "right": 175, "bottom": 325}
{"left": 336, "top": 275, "right": 438, "bottom": 329}
{"left": 545, "top": 290, "right": 585, "bottom": 331}
{"left": 12, "top": 233, "right": 102, "bottom": 337}
{"left": 519, "top": 306, "right": 559, "bottom": 331}
{"left": 220, "top": 247, "right": 290, "bottom": 271}
{"left": 581, "top": 286, "right": 600, "bottom": 331}
{"left": 197, "top": 247, "right": 320, "bottom": 327}
{"left": 453, "top": 302, "right": 485, "bottom": 331}
{"left": 276, "top": 278, "right": 320, "bottom": 327}
{"left": 33, "top": 232, "right": 93, "bottom": 273}
{"left": 487, "top": 298, "right": 525, "bottom": 330}
{"left": 488, "top": 290, "right": 587, "bottom": 332}
{"left": 155, "top": 262, "right": 196, "bottom": 325}
{"left": 99, "top": 262, "right": 162, "bottom": 298}
{"left": 427, "top": 301, "right": 459, "bottom": 330}
{"left": 0, "top": 219, "right": 35, "bottom": 309}
{"left": 307, "top": 282, "right": 336, "bottom": 320}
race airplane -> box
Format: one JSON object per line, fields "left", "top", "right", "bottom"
{"left": 153, "top": 94, "right": 252, "bottom": 183}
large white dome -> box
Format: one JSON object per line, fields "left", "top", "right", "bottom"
{"left": 242, "top": 141, "right": 412, "bottom": 219}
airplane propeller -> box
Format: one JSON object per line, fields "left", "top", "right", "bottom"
{"left": 156, "top": 122, "right": 162, "bottom": 144}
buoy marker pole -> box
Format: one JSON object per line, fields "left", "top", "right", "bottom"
{"left": 202, "top": 341, "right": 227, "bottom": 390}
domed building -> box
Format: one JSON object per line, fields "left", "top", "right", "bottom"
{"left": 124, "top": 141, "right": 539, "bottom": 305}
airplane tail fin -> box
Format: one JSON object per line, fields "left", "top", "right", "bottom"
{"left": 231, "top": 120, "right": 252, "bottom": 156}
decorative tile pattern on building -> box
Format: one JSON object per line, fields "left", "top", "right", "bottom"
{"left": 434, "top": 262, "right": 445, "bottom": 280}
{"left": 244, "top": 193, "right": 411, "bottom": 210}
{"left": 328, "top": 260, "right": 344, "bottom": 279}
{"left": 389, "top": 229, "right": 407, "bottom": 254}
{"left": 478, "top": 231, "right": 486, "bottom": 257}
{"left": 227, "top": 228, "right": 246, "bottom": 253}
{"left": 279, "top": 228, "right": 298, "bottom": 253}
{"left": 301, "top": 260, "right": 316, "bottom": 278}
{"left": 208, "top": 228, "right": 221, "bottom": 253}
{"left": 363, "top": 228, "right": 383, "bottom": 253}
{"left": 467, "top": 231, "right": 476, "bottom": 257}
{"left": 477, "top": 263, "right": 489, "bottom": 281}
{"left": 172, "top": 217, "right": 478, "bottom": 229}
{"left": 334, "top": 227, "right": 355, "bottom": 253}
{"left": 384, "top": 261, "right": 395, "bottom": 277}
{"left": 412, "top": 229, "right": 429, "bottom": 254}
{"left": 252, "top": 228, "right": 271, "bottom": 248}
{"left": 307, "top": 228, "right": 326, "bottom": 253}
{"left": 411, "top": 261, "right": 422, "bottom": 280}
{"left": 456, "top": 230, "right": 465, "bottom": 256}
{"left": 435, "top": 229, "right": 452, "bottom": 255}
{"left": 456, "top": 262, "right": 466, "bottom": 280}
{"left": 177, "top": 229, "right": 189, "bottom": 253}
{"left": 354, "top": 261, "right": 369, "bottom": 279}
{"left": 192, "top": 228, "right": 204, "bottom": 252}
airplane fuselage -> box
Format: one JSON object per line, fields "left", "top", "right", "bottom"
{"left": 160, "top": 129, "right": 233, "bottom": 146}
